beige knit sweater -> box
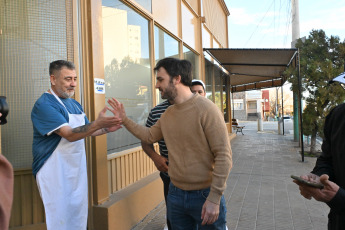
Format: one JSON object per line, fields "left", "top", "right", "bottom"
{"left": 123, "top": 94, "right": 232, "bottom": 204}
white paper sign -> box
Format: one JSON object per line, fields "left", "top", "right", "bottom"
{"left": 94, "top": 78, "right": 105, "bottom": 94}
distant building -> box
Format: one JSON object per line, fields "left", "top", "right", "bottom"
{"left": 232, "top": 90, "right": 267, "bottom": 121}
{"left": 262, "top": 90, "right": 270, "bottom": 120}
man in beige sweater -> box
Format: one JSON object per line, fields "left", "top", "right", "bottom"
{"left": 109, "top": 58, "right": 232, "bottom": 229}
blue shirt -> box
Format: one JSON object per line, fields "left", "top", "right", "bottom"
{"left": 31, "top": 92, "right": 89, "bottom": 177}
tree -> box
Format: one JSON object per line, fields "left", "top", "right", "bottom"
{"left": 268, "top": 85, "right": 294, "bottom": 118}
{"left": 286, "top": 29, "right": 345, "bottom": 154}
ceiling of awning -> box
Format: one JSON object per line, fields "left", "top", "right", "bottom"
{"left": 204, "top": 48, "right": 298, "bottom": 92}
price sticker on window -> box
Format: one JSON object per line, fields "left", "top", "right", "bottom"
{"left": 94, "top": 78, "right": 105, "bottom": 94}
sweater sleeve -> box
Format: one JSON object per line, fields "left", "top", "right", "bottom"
{"left": 122, "top": 116, "right": 163, "bottom": 144}
{"left": 202, "top": 105, "right": 232, "bottom": 204}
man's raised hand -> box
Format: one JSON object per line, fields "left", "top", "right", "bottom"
{"left": 107, "top": 98, "right": 126, "bottom": 120}
{"left": 95, "top": 106, "right": 122, "bottom": 130}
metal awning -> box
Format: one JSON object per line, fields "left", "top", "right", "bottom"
{"left": 204, "top": 48, "right": 298, "bottom": 92}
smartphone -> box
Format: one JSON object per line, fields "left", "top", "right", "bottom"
{"left": 291, "top": 175, "right": 324, "bottom": 189}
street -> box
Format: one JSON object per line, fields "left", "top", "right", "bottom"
{"left": 239, "top": 120, "right": 294, "bottom": 135}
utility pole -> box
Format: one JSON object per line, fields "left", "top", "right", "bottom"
{"left": 291, "top": 0, "right": 300, "bottom": 142}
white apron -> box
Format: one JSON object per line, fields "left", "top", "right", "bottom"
{"left": 36, "top": 90, "right": 88, "bottom": 230}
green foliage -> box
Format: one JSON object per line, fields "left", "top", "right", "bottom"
{"left": 286, "top": 29, "right": 345, "bottom": 138}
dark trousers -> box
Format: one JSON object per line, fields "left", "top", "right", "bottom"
{"left": 160, "top": 172, "right": 172, "bottom": 230}
{"left": 167, "top": 183, "right": 227, "bottom": 230}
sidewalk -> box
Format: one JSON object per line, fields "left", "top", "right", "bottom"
{"left": 132, "top": 126, "right": 329, "bottom": 230}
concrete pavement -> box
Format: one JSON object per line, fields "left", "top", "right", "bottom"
{"left": 132, "top": 121, "right": 329, "bottom": 230}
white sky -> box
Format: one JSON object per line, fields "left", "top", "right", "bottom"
{"left": 224, "top": 0, "right": 345, "bottom": 48}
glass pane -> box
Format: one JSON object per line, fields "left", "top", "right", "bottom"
{"left": 181, "top": 2, "right": 196, "bottom": 49}
{"left": 152, "top": 0, "right": 178, "bottom": 35}
{"left": 204, "top": 58, "right": 213, "bottom": 101}
{"left": 214, "top": 68, "right": 222, "bottom": 111}
{"left": 202, "top": 26, "right": 211, "bottom": 48}
{"left": 223, "top": 76, "right": 229, "bottom": 122}
{"left": 0, "top": 0, "right": 74, "bottom": 169}
{"left": 183, "top": 46, "right": 199, "bottom": 79}
{"left": 213, "top": 39, "right": 220, "bottom": 48}
{"left": 154, "top": 26, "right": 179, "bottom": 61}
{"left": 133, "top": 0, "right": 152, "bottom": 13}
{"left": 154, "top": 26, "right": 179, "bottom": 104}
{"left": 102, "top": 0, "right": 152, "bottom": 153}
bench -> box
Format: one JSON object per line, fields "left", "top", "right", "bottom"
{"left": 232, "top": 119, "right": 245, "bottom": 135}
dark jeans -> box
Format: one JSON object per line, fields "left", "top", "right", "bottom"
{"left": 160, "top": 172, "right": 172, "bottom": 230}
{"left": 167, "top": 183, "right": 227, "bottom": 230}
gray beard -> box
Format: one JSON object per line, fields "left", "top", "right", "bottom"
{"left": 56, "top": 88, "right": 74, "bottom": 98}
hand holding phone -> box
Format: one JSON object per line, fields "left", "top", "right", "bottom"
{"left": 291, "top": 175, "right": 324, "bottom": 189}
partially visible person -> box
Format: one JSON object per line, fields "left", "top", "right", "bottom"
{"left": 0, "top": 113, "right": 14, "bottom": 230}
{"left": 141, "top": 99, "right": 172, "bottom": 230}
{"left": 109, "top": 58, "right": 232, "bottom": 229}
{"left": 31, "top": 60, "right": 122, "bottom": 230}
{"left": 191, "top": 79, "right": 206, "bottom": 97}
{"left": 293, "top": 73, "right": 345, "bottom": 230}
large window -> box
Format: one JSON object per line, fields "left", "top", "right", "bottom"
{"left": 154, "top": 26, "right": 179, "bottom": 61}
{"left": 102, "top": 0, "right": 152, "bottom": 153}
{"left": 202, "top": 25, "right": 211, "bottom": 48}
{"left": 214, "top": 67, "right": 222, "bottom": 111}
{"left": 181, "top": 2, "right": 197, "bottom": 50}
{"left": 204, "top": 58, "right": 213, "bottom": 101}
{"left": 204, "top": 57, "right": 229, "bottom": 121}
{"left": 223, "top": 76, "right": 229, "bottom": 122}
{"left": 133, "top": 0, "right": 152, "bottom": 13}
{"left": 152, "top": 0, "right": 178, "bottom": 35}
{"left": 183, "top": 46, "right": 199, "bottom": 79}
{"left": 154, "top": 25, "right": 179, "bottom": 104}
{"left": 0, "top": 0, "right": 76, "bottom": 168}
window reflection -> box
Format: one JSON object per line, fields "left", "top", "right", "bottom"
{"left": 223, "top": 76, "right": 229, "bottom": 122}
{"left": 214, "top": 67, "right": 222, "bottom": 111}
{"left": 154, "top": 26, "right": 179, "bottom": 62}
{"left": 204, "top": 58, "right": 213, "bottom": 101}
{"left": 102, "top": 0, "right": 152, "bottom": 153}
{"left": 133, "top": 0, "right": 152, "bottom": 13}
{"left": 202, "top": 26, "right": 211, "bottom": 48}
{"left": 204, "top": 57, "right": 229, "bottom": 121}
{"left": 154, "top": 26, "right": 179, "bottom": 104}
{"left": 181, "top": 2, "right": 197, "bottom": 50}
{"left": 183, "top": 46, "right": 199, "bottom": 79}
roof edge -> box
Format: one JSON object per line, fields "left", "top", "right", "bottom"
{"left": 204, "top": 48, "right": 298, "bottom": 51}
{"left": 219, "top": 0, "right": 230, "bottom": 16}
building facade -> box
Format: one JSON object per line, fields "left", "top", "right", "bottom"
{"left": 232, "top": 90, "right": 268, "bottom": 121}
{"left": 0, "top": 0, "right": 232, "bottom": 229}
